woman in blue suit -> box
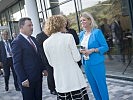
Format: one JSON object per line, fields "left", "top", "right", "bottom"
{"left": 79, "top": 12, "right": 109, "bottom": 100}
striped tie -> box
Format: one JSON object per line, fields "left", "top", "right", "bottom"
{"left": 6, "top": 41, "right": 12, "bottom": 56}
{"left": 28, "top": 37, "right": 37, "bottom": 52}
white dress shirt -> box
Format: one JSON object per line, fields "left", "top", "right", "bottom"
{"left": 3, "top": 40, "right": 12, "bottom": 58}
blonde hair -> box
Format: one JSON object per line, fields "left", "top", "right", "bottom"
{"left": 44, "top": 15, "right": 66, "bottom": 35}
{"left": 80, "top": 12, "right": 98, "bottom": 28}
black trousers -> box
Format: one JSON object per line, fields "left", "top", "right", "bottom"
{"left": 47, "top": 66, "right": 56, "bottom": 92}
{"left": 3, "top": 57, "right": 19, "bottom": 89}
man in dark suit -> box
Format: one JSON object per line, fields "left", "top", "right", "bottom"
{"left": 111, "top": 15, "right": 125, "bottom": 62}
{"left": 36, "top": 31, "right": 57, "bottom": 95}
{"left": 0, "top": 30, "right": 19, "bottom": 91}
{"left": 11, "top": 17, "right": 47, "bottom": 100}
{"left": 100, "top": 18, "right": 113, "bottom": 60}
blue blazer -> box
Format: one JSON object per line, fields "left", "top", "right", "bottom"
{"left": 0, "top": 40, "right": 12, "bottom": 63}
{"left": 79, "top": 28, "right": 109, "bottom": 65}
{"left": 11, "top": 34, "right": 45, "bottom": 83}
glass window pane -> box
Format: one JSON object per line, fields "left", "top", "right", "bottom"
{"left": 79, "top": 0, "right": 133, "bottom": 76}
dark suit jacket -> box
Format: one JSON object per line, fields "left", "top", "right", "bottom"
{"left": 36, "top": 31, "right": 50, "bottom": 67}
{"left": 111, "top": 21, "right": 123, "bottom": 40}
{"left": 0, "top": 39, "right": 12, "bottom": 63}
{"left": 66, "top": 28, "right": 79, "bottom": 45}
{"left": 11, "top": 34, "right": 45, "bottom": 83}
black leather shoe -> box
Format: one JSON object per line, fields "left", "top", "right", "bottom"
{"left": 5, "top": 87, "right": 9, "bottom": 91}
{"left": 50, "top": 90, "right": 57, "bottom": 95}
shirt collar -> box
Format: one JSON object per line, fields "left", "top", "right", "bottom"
{"left": 20, "top": 32, "right": 29, "bottom": 39}
{"left": 3, "top": 39, "right": 8, "bottom": 43}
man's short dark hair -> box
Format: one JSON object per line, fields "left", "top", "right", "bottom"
{"left": 18, "top": 17, "right": 31, "bottom": 28}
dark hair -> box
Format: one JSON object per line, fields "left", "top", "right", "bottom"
{"left": 18, "top": 17, "right": 31, "bottom": 28}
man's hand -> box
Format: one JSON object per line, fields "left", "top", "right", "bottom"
{"left": 22, "top": 79, "right": 30, "bottom": 87}
{"left": 42, "top": 70, "right": 48, "bottom": 76}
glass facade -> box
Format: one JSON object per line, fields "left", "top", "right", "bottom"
{"left": 38, "top": 0, "right": 133, "bottom": 77}
{"left": 0, "top": 0, "right": 25, "bottom": 37}
{"left": 0, "top": 0, "right": 133, "bottom": 78}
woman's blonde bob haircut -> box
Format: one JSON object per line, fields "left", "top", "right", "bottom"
{"left": 44, "top": 15, "right": 66, "bottom": 35}
{"left": 80, "top": 12, "right": 98, "bottom": 29}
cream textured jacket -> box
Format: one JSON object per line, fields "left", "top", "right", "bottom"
{"left": 43, "top": 32, "right": 87, "bottom": 93}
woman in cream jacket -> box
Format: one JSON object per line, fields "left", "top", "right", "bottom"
{"left": 43, "top": 15, "right": 89, "bottom": 100}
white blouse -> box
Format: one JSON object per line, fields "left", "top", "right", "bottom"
{"left": 80, "top": 32, "right": 91, "bottom": 60}
{"left": 81, "top": 32, "right": 91, "bottom": 49}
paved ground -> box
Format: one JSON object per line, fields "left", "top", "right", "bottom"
{"left": 0, "top": 74, "right": 133, "bottom": 100}
{"left": 105, "top": 55, "right": 133, "bottom": 79}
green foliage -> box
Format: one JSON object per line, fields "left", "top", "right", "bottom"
{"left": 66, "top": 0, "right": 114, "bottom": 32}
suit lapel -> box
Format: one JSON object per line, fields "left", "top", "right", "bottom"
{"left": 30, "top": 36, "right": 39, "bottom": 53}
{"left": 18, "top": 34, "right": 37, "bottom": 53}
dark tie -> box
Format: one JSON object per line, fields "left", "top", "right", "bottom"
{"left": 28, "top": 37, "right": 37, "bottom": 52}
{"left": 5, "top": 41, "right": 12, "bottom": 56}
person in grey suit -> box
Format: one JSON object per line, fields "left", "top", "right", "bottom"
{"left": 0, "top": 30, "right": 19, "bottom": 91}
{"left": 11, "top": 17, "right": 47, "bottom": 100}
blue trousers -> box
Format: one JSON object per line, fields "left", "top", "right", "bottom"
{"left": 84, "top": 62, "right": 109, "bottom": 100}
